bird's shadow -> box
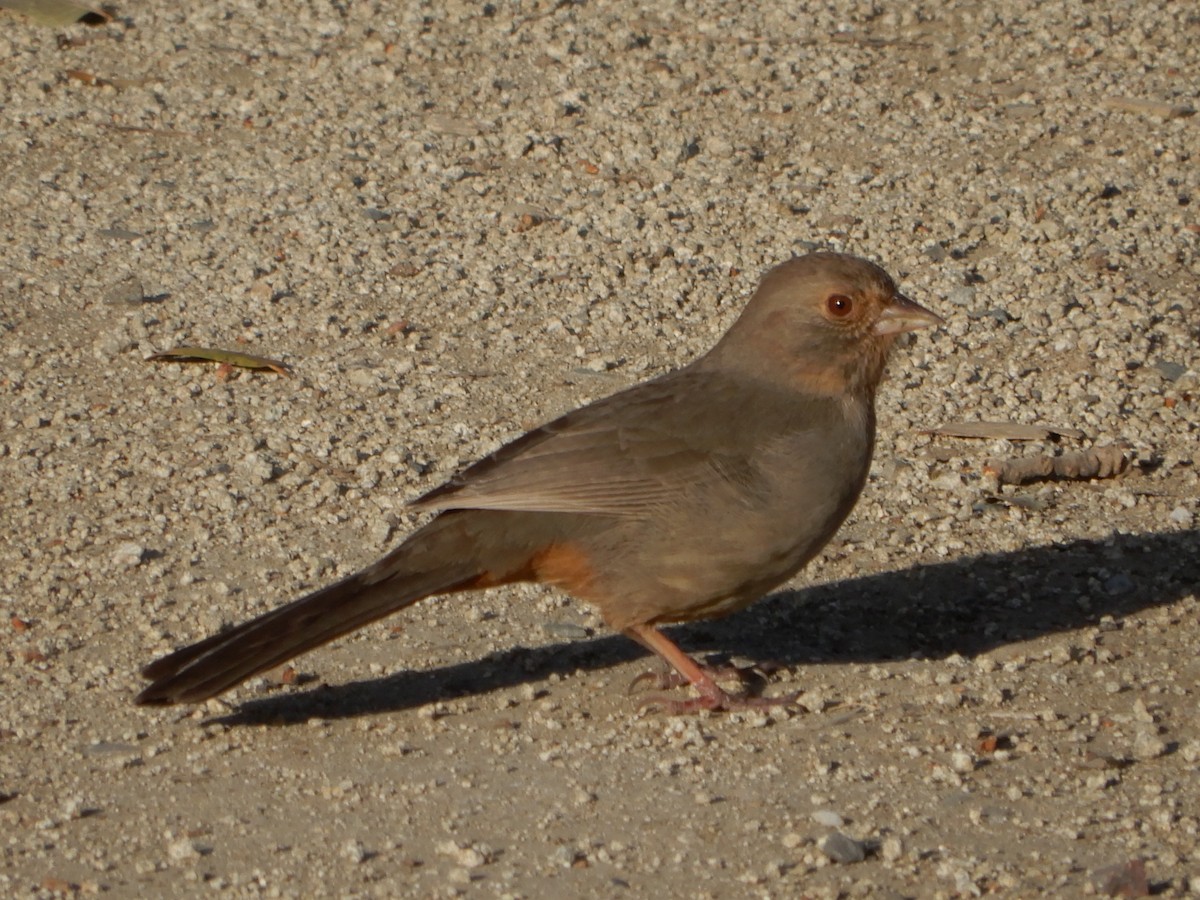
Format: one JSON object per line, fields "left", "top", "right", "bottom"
{"left": 214, "top": 528, "right": 1198, "bottom": 727}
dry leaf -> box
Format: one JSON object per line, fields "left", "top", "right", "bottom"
{"left": 66, "top": 68, "right": 109, "bottom": 86}
{"left": 927, "top": 421, "right": 1085, "bottom": 441}
{"left": 1102, "top": 96, "right": 1194, "bottom": 119}
{"left": 148, "top": 346, "right": 293, "bottom": 377}
{"left": 1, "top": 0, "right": 108, "bottom": 26}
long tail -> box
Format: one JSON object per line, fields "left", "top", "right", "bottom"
{"left": 136, "top": 516, "right": 486, "bottom": 705}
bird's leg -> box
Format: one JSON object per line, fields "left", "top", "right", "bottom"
{"left": 623, "top": 624, "right": 796, "bottom": 714}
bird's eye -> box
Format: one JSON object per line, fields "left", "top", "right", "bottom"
{"left": 825, "top": 294, "right": 853, "bottom": 317}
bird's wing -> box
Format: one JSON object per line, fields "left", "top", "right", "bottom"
{"left": 411, "top": 369, "right": 767, "bottom": 518}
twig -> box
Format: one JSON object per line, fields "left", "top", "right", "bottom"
{"left": 983, "top": 442, "right": 1132, "bottom": 486}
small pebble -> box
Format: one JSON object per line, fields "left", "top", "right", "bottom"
{"left": 951, "top": 750, "right": 976, "bottom": 773}
{"left": 819, "top": 831, "right": 866, "bottom": 864}
{"left": 168, "top": 837, "right": 201, "bottom": 863}
{"left": 811, "top": 809, "right": 844, "bottom": 827}
{"left": 542, "top": 622, "right": 591, "bottom": 640}
{"left": 550, "top": 845, "right": 582, "bottom": 868}
{"left": 112, "top": 542, "right": 146, "bottom": 567}
{"left": 881, "top": 836, "right": 904, "bottom": 862}
{"left": 1132, "top": 732, "right": 1168, "bottom": 761}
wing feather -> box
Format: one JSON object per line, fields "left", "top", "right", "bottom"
{"left": 412, "top": 370, "right": 735, "bottom": 517}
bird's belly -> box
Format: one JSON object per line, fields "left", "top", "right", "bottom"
{"left": 578, "top": 417, "right": 872, "bottom": 630}
{"left": 593, "top": 506, "right": 841, "bottom": 629}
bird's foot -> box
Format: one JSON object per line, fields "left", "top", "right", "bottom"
{"left": 628, "top": 659, "right": 780, "bottom": 694}
{"left": 631, "top": 660, "right": 795, "bottom": 714}
{"left": 620, "top": 628, "right": 794, "bottom": 715}
{"left": 637, "top": 684, "right": 798, "bottom": 715}
{"left": 629, "top": 663, "right": 741, "bottom": 694}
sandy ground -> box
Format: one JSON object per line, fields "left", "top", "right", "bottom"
{"left": 2, "top": 1, "right": 1198, "bottom": 897}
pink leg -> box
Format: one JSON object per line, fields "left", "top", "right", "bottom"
{"left": 623, "top": 624, "right": 797, "bottom": 714}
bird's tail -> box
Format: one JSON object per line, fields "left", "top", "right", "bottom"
{"left": 136, "top": 514, "right": 488, "bottom": 706}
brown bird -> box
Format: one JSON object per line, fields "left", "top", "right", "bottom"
{"left": 137, "top": 252, "right": 941, "bottom": 712}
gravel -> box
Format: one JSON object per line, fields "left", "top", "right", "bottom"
{"left": 1, "top": 0, "right": 1197, "bottom": 897}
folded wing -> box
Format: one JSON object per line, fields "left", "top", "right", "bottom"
{"left": 412, "top": 370, "right": 754, "bottom": 518}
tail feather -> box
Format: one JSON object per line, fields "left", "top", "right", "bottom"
{"left": 136, "top": 560, "right": 480, "bottom": 706}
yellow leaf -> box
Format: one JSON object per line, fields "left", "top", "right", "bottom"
{"left": 0, "top": 0, "right": 109, "bottom": 27}
{"left": 148, "top": 347, "right": 293, "bottom": 377}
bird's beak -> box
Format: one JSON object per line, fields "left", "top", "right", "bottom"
{"left": 873, "top": 293, "right": 945, "bottom": 336}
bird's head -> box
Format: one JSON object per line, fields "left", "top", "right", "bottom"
{"left": 709, "top": 251, "right": 943, "bottom": 397}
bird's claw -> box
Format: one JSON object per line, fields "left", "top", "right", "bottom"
{"left": 637, "top": 688, "right": 800, "bottom": 715}
{"left": 628, "top": 657, "right": 798, "bottom": 714}
{"left": 627, "top": 661, "right": 771, "bottom": 695}
{"left": 627, "top": 668, "right": 682, "bottom": 694}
